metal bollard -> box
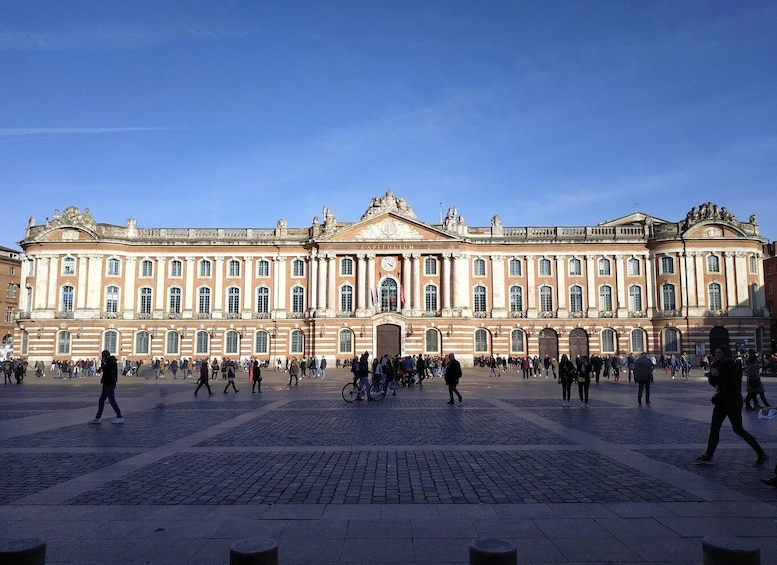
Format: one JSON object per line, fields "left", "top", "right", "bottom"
{"left": 0, "top": 538, "right": 46, "bottom": 565}
{"left": 230, "top": 538, "right": 279, "bottom": 565}
{"left": 702, "top": 535, "right": 760, "bottom": 565}
{"left": 470, "top": 538, "right": 517, "bottom": 565}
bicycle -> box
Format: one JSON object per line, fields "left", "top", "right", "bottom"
{"left": 342, "top": 373, "right": 391, "bottom": 402}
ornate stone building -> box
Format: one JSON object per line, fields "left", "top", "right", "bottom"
{"left": 1, "top": 245, "right": 22, "bottom": 359}
{"left": 12, "top": 191, "right": 771, "bottom": 365}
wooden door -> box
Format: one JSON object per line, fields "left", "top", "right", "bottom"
{"left": 538, "top": 328, "right": 558, "bottom": 360}
{"left": 376, "top": 324, "right": 401, "bottom": 358}
{"left": 568, "top": 328, "right": 589, "bottom": 359}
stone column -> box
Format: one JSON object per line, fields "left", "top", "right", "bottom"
{"left": 327, "top": 254, "right": 337, "bottom": 314}
{"left": 615, "top": 255, "right": 629, "bottom": 314}
{"left": 310, "top": 252, "right": 320, "bottom": 312}
{"left": 724, "top": 251, "right": 736, "bottom": 311}
{"left": 38, "top": 255, "right": 53, "bottom": 310}
{"left": 491, "top": 254, "right": 506, "bottom": 318}
{"left": 694, "top": 253, "right": 705, "bottom": 308}
{"left": 734, "top": 252, "right": 749, "bottom": 307}
{"left": 214, "top": 256, "right": 224, "bottom": 313}
{"left": 76, "top": 256, "right": 89, "bottom": 309}
{"left": 441, "top": 253, "right": 452, "bottom": 313}
{"left": 453, "top": 253, "right": 470, "bottom": 314}
{"left": 525, "top": 256, "right": 536, "bottom": 316}
{"left": 401, "top": 254, "right": 412, "bottom": 313}
{"left": 155, "top": 257, "right": 167, "bottom": 312}
{"left": 367, "top": 254, "right": 376, "bottom": 311}
{"left": 412, "top": 253, "right": 421, "bottom": 313}
{"left": 273, "top": 256, "right": 287, "bottom": 314}
{"left": 615, "top": 255, "right": 627, "bottom": 317}
{"left": 184, "top": 258, "right": 194, "bottom": 314}
{"left": 555, "top": 256, "right": 567, "bottom": 316}
{"left": 585, "top": 255, "right": 597, "bottom": 314}
{"left": 356, "top": 254, "right": 367, "bottom": 313}
{"left": 86, "top": 255, "right": 102, "bottom": 310}
{"left": 243, "top": 257, "right": 253, "bottom": 314}
{"left": 124, "top": 257, "right": 137, "bottom": 313}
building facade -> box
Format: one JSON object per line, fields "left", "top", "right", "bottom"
{"left": 1, "top": 245, "right": 22, "bottom": 359}
{"left": 12, "top": 192, "right": 772, "bottom": 365}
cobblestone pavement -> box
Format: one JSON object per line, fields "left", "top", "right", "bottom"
{"left": 1, "top": 367, "right": 777, "bottom": 564}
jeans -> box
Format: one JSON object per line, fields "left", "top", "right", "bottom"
{"left": 577, "top": 380, "right": 590, "bottom": 403}
{"left": 96, "top": 384, "right": 121, "bottom": 419}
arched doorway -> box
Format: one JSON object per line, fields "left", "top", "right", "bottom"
{"left": 538, "top": 328, "right": 558, "bottom": 360}
{"left": 376, "top": 324, "right": 401, "bottom": 358}
{"left": 568, "top": 328, "right": 589, "bottom": 359}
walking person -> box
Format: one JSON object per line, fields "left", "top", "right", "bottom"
{"left": 744, "top": 350, "right": 770, "bottom": 410}
{"left": 696, "top": 345, "right": 768, "bottom": 466}
{"left": 444, "top": 352, "right": 463, "bottom": 405}
{"left": 634, "top": 352, "right": 654, "bottom": 406}
{"left": 223, "top": 361, "right": 239, "bottom": 393}
{"left": 558, "top": 354, "right": 576, "bottom": 408}
{"left": 576, "top": 355, "right": 591, "bottom": 407}
{"left": 288, "top": 357, "right": 300, "bottom": 386}
{"left": 211, "top": 358, "right": 219, "bottom": 380}
{"left": 251, "top": 357, "right": 262, "bottom": 393}
{"left": 194, "top": 358, "right": 213, "bottom": 397}
{"left": 88, "top": 350, "right": 124, "bottom": 424}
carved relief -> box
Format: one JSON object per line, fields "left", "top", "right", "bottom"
{"left": 355, "top": 219, "right": 423, "bottom": 241}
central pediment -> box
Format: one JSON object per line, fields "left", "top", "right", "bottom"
{"left": 319, "top": 213, "right": 457, "bottom": 243}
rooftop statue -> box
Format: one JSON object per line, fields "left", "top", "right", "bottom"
{"left": 360, "top": 189, "right": 417, "bottom": 221}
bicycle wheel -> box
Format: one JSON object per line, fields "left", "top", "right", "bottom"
{"left": 342, "top": 382, "right": 360, "bottom": 403}
{"left": 368, "top": 382, "right": 386, "bottom": 401}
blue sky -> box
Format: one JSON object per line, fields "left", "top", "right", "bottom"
{"left": 1, "top": 1, "right": 775, "bottom": 249}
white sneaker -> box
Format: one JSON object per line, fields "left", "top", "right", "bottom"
{"left": 112, "top": 417, "right": 124, "bottom": 424}
{"left": 88, "top": 418, "right": 102, "bottom": 424}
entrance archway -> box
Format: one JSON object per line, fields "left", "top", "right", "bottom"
{"left": 568, "top": 328, "right": 589, "bottom": 359}
{"left": 376, "top": 324, "right": 401, "bottom": 358}
{"left": 538, "top": 328, "right": 558, "bottom": 360}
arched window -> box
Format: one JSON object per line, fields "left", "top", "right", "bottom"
{"left": 103, "top": 330, "right": 118, "bottom": 355}
{"left": 662, "top": 283, "right": 676, "bottom": 311}
{"left": 628, "top": 285, "right": 642, "bottom": 312}
{"left": 631, "top": 328, "right": 646, "bottom": 353}
{"left": 425, "top": 328, "right": 439, "bottom": 354}
{"left": 569, "top": 285, "right": 583, "bottom": 314}
{"left": 256, "top": 287, "right": 269, "bottom": 314}
{"left": 340, "top": 284, "right": 353, "bottom": 312}
{"left": 338, "top": 329, "right": 353, "bottom": 354}
{"left": 664, "top": 328, "right": 680, "bottom": 353}
{"left": 709, "top": 282, "right": 722, "bottom": 310}
{"left": 473, "top": 285, "right": 487, "bottom": 313}
{"left": 475, "top": 328, "right": 489, "bottom": 353}
{"left": 254, "top": 331, "right": 268, "bottom": 355}
{"left": 341, "top": 257, "right": 353, "bottom": 275}
{"left": 425, "top": 284, "right": 438, "bottom": 312}
{"left": 598, "top": 258, "right": 611, "bottom": 276}
{"left": 425, "top": 257, "right": 438, "bottom": 275}
{"left": 198, "top": 288, "right": 211, "bottom": 314}
{"left": 168, "top": 287, "right": 181, "bottom": 314}
{"left": 57, "top": 330, "right": 71, "bottom": 355}
{"left": 291, "top": 287, "right": 305, "bottom": 313}
{"left": 569, "top": 258, "right": 582, "bottom": 276}
{"left": 292, "top": 259, "right": 305, "bottom": 277}
{"left": 170, "top": 259, "right": 183, "bottom": 277}
{"left": 139, "top": 287, "right": 152, "bottom": 315}
{"left": 135, "top": 331, "right": 150, "bottom": 355}
{"left": 707, "top": 254, "right": 720, "bottom": 273}
{"left": 105, "top": 286, "right": 120, "bottom": 313}
{"left": 749, "top": 255, "right": 758, "bottom": 274}
{"left": 225, "top": 330, "right": 239, "bottom": 354}
{"left": 256, "top": 259, "right": 270, "bottom": 277}
{"left": 228, "top": 259, "right": 240, "bottom": 277}
{"left": 61, "top": 285, "right": 74, "bottom": 312}
{"left": 380, "top": 279, "right": 398, "bottom": 311}
{"left": 291, "top": 329, "right": 304, "bottom": 354}
{"left": 227, "top": 287, "right": 240, "bottom": 314}
{"left": 166, "top": 331, "right": 179, "bottom": 355}
{"left": 107, "top": 258, "right": 121, "bottom": 276}
{"left": 601, "top": 328, "right": 615, "bottom": 353}
{"left": 510, "top": 329, "right": 525, "bottom": 353}
{"left": 599, "top": 285, "right": 613, "bottom": 312}
{"left": 627, "top": 258, "right": 640, "bottom": 276}
{"left": 539, "top": 286, "right": 553, "bottom": 312}
{"left": 509, "top": 286, "right": 523, "bottom": 313}
{"left": 539, "top": 258, "right": 552, "bottom": 276}
{"left": 195, "top": 331, "right": 209, "bottom": 354}
{"left": 199, "top": 259, "right": 212, "bottom": 277}
{"left": 509, "top": 258, "right": 522, "bottom": 276}
{"left": 473, "top": 258, "right": 486, "bottom": 276}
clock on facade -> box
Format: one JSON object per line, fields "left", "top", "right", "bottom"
{"left": 381, "top": 256, "right": 396, "bottom": 271}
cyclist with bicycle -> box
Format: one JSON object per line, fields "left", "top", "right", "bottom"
{"left": 357, "top": 351, "right": 371, "bottom": 401}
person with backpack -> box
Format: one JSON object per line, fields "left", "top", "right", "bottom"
{"left": 696, "top": 345, "right": 768, "bottom": 466}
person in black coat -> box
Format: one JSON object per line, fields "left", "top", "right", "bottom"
{"left": 444, "top": 353, "right": 463, "bottom": 405}
{"left": 89, "top": 350, "right": 124, "bottom": 424}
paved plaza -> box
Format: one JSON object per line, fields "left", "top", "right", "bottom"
{"left": 1, "top": 364, "right": 777, "bottom": 564}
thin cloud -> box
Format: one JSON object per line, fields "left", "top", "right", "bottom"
{"left": 0, "top": 127, "right": 169, "bottom": 137}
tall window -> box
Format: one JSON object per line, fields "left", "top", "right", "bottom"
{"left": 380, "top": 279, "right": 398, "bottom": 311}
{"left": 707, "top": 254, "right": 720, "bottom": 273}
{"left": 225, "top": 330, "right": 239, "bottom": 354}
{"left": 475, "top": 328, "right": 488, "bottom": 353}
{"left": 103, "top": 330, "right": 118, "bottom": 355}
{"left": 509, "top": 258, "right": 522, "bottom": 276}
{"left": 338, "top": 329, "right": 352, "bottom": 354}
{"left": 601, "top": 329, "right": 615, "bottom": 353}
{"left": 341, "top": 258, "right": 353, "bottom": 276}
{"left": 199, "top": 260, "right": 211, "bottom": 277}
{"left": 291, "top": 287, "right": 304, "bottom": 313}
{"left": 195, "top": 331, "right": 209, "bottom": 354}
{"left": 198, "top": 287, "right": 211, "bottom": 314}
{"left": 425, "top": 284, "right": 438, "bottom": 312}
{"left": 227, "top": 287, "right": 240, "bottom": 314}
{"left": 660, "top": 256, "right": 674, "bottom": 274}
{"left": 141, "top": 259, "right": 153, "bottom": 277}
{"left": 473, "top": 258, "right": 486, "bottom": 276}
{"left": 57, "top": 330, "right": 71, "bottom": 355}
{"left": 170, "top": 260, "right": 182, "bottom": 277}
{"left": 291, "top": 329, "right": 304, "bottom": 354}
{"left": 569, "top": 258, "right": 582, "bottom": 276}
{"left": 569, "top": 285, "right": 583, "bottom": 313}
{"left": 139, "top": 287, "right": 152, "bottom": 314}
{"left": 135, "top": 331, "right": 150, "bottom": 355}
{"left": 169, "top": 288, "right": 182, "bottom": 314}
{"left": 341, "top": 285, "right": 353, "bottom": 312}
{"left": 61, "top": 285, "right": 74, "bottom": 312}
{"left": 709, "top": 282, "right": 722, "bottom": 310}
{"left": 749, "top": 255, "right": 757, "bottom": 274}
{"left": 631, "top": 329, "right": 646, "bottom": 353}
{"left": 228, "top": 259, "right": 240, "bottom": 277}
{"left": 598, "top": 258, "right": 611, "bottom": 276}
{"left": 599, "top": 285, "right": 613, "bottom": 312}
{"left": 257, "top": 260, "right": 269, "bottom": 277}
{"left": 292, "top": 259, "right": 305, "bottom": 277}
{"left": 105, "top": 286, "right": 119, "bottom": 313}
{"left": 256, "top": 287, "right": 269, "bottom": 314}
{"left": 662, "top": 283, "right": 676, "bottom": 310}
{"left": 21, "top": 331, "right": 28, "bottom": 355}
{"left": 5, "top": 307, "right": 12, "bottom": 323}
{"left": 6, "top": 283, "right": 14, "bottom": 299}
{"left": 62, "top": 257, "right": 76, "bottom": 275}
{"left": 510, "top": 329, "right": 525, "bottom": 353}
{"left": 473, "top": 285, "right": 487, "bottom": 313}
{"left": 425, "top": 257, "right": 437, "bottom": 275}
{"left": 628, "top": 285, "right": 643, "bottom": 312}
{"left": 107, "top": 258, "right": 120, "bottom": 276}
{"left": 425, "top": 328, "right": 439, "bottom": 354}
{"left": 539, "top": 285, "right": 553, "bottom": 312}
{"left": 166, "top": 331, "right": 179, "bottom": 355}
{"left": 664, "top": 328, "right": 679, "bottom": 353}
{"left": 509, "top": 286, "right": 523, "bottom": 313}
{"left": 627, "top": 258, "right": 640, "bottom": 276}
{"left": 539, "top": 258, "right": 551, "bottom": 276}
{"left": 254, "top": 331, "right": 268, "bottom": 355}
